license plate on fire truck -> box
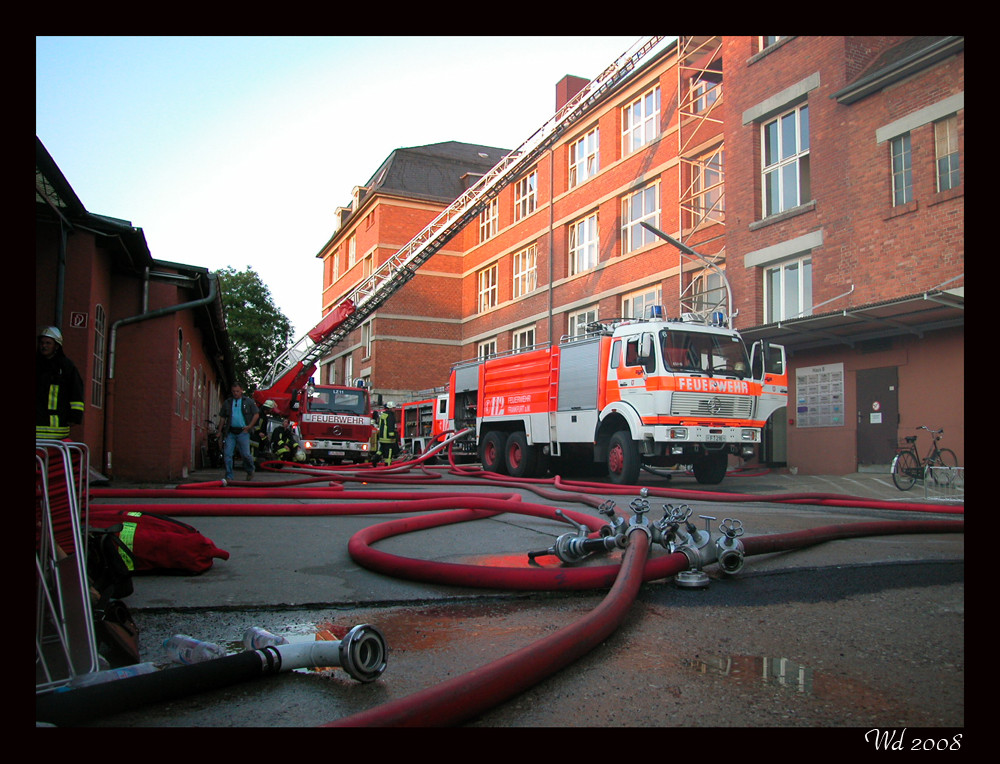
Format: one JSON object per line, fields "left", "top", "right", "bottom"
{"left": 706, "top": 434, "right": 725, "bottom": 442}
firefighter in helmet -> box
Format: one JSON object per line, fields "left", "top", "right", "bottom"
{"left": 271, "top": 417, "right": 305, "bottom": 464}
{"left": 36, "top": 326, "right": 85, "bottom": 440}
{"left": 250, "top": 399, "right": 279, "bottom": 467}
{"left": 376, "top": 401, "right": 400, "bottom": 465}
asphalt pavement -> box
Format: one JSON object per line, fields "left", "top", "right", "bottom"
{"left": 39, "top": 461, "right": 964, "bottom": 731}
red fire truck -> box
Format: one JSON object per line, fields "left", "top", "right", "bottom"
{"left": 397, "top": 397, "right": 447, "bottom": 459}
{"left": 443, "top": 310, "right": 787, "bottom": 484}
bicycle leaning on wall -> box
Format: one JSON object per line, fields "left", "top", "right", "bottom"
{"left": 891, "top": 426, "right": 959, "bottom": 491}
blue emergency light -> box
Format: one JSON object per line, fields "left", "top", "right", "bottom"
{"left": 647, "top": 305, "right": 665, "bottom": 319}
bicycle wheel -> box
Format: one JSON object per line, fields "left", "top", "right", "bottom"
{"left": 892, "top": 450, "right": 919, "bottom": 490}
{"left": 931, "top": 448, "right": 959, "bottom": 486}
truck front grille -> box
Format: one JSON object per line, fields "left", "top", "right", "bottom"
{"left": 669, "top": 392, "right": 753, "bottom": 418}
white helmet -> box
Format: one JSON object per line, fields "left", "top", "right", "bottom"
{"left": 386, "top": 401, "right": 396, "bottom": 409}
{"left": 294, "top": 450, "right": 307, "bottom": 463}
{"left": 263, "top": 399, "right": 277, "bottom": 410}
{"left": 39, "top": 326, "right": 63, "bottom": 345}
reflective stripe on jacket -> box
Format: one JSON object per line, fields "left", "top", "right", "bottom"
{"left": 36, "top": 352, "right": 85, "bottom": 439}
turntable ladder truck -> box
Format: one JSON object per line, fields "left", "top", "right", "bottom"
{"left": 252, "top": 36, "right": 672, "bottom": 460}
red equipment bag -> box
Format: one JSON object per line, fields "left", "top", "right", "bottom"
{"left": 87, "top": 509, "right": 230, "bottom": 575}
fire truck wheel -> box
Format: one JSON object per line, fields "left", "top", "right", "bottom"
{"left": 607, "top": 430, "right": 640, "bottom": 485}
{"left": 693, "top": 451, "right": 728, "bottom": 484}
{"left": 505, "top": 432, "right": 538, "bottom": 478}
{"left": 480, "top": 431, "right": 509, "bottom": 474}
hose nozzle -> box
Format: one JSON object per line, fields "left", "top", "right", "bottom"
{"left": 339, "top": 623, "right": 389, "bottom": 682}
{"left": 268, "top": 623, "right": 388, "bottom": 683}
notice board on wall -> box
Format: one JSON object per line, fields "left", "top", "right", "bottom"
{"left": 795, "top": 363, "right": 845, "bottom": 428}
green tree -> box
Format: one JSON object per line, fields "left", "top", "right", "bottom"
{"left": 217, "top": 266, "right": 293, "bottom": 391}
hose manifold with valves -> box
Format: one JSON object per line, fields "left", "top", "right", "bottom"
{"left": 526, "top": 491, "right": 746, "bottom": 583}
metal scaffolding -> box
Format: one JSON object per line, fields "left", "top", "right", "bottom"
{"left": 676, "top": 36, "right": 728, "bottom": 321}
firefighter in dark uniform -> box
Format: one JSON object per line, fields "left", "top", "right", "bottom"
{"left": 376, "top": 401, "right": 400, "bottom": 465}
{"left": 251, "top": 399, "right": 278, "bottom": 467}
{"left": 36, "top": 326, "right": 85, "bottom": 440}
{"left": 271, "top": 417, "right": 305, "bottom": 464}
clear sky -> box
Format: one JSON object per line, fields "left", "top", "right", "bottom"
{"left": 36, "top": 35, "right": 657, "bottom": 340}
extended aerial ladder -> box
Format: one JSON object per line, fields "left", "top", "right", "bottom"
{"left": 255, "top": 35, "right": 671, "bottom": 412}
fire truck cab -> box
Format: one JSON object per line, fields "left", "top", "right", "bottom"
{"left": 296, "top": 382, "right": 373, "bottom": 464}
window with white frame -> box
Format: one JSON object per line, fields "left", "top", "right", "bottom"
{"left": 569, "top": 127, "right": 600, "bottom": 187}
{"left": 621, "top": 181, "right": 659, "bottom": 252}
{"left": 890, "top": 133, "right": 913, "bottom": 206}
{"left": 568, "top": 306, "right": 599, "bottom": 337}
{"left": 512, "top": 244, "right": 537, "bottom": 298}
{"left": 759, "top": 36, "right": 787, "bottom": 51}
{"left": 622, "top": 285, "right": 662, "bottom": 320}
{"left": 691, "top": 149, "right": 725, "bottom": 225}
{"left": 513, "top": 326, "right": 535, "bottom": 350}
{"left": 479, "top": 198, "right": 498, "bottom": 242}
{"left": 569, "top": 212, "right": 599, "bottom": 276}
{"left": 764, "top": 257, "right": 812, "bottom": 323}
{"left": 622, "top": 85, "right": 661, "bottom": 155}
{"left": 934, "top": 115, "right": 960, "bottom": 192}
{"left": 331, "top": 250, "right": 339, "bottom": 282}
{"left": 478, "top": 338, "right": 497, "bottom": 360}
{"left": 348, "top": 235, "right": 356, "bottom": 268}
{"left": 184, "top": 344, "right": 191, "bottom": 420}
{"left": 361, "top": 319, "right": 373, "bottom": 358}
{"left": 344, "top": 354, "right": 353, "bottom": 386}
{"left": 761, "top": 103, "right": 810, "bottom": 216}
{"left": 691, "top": 270, "right": 727, "bottom": 315}
{"left": 514, "top": 171, "right": 537, "bottom": 222}
{"left": 91, "top": 303, "right": 105, "bottom": 407}
{"left": 189, "top": 364, "right": 197, "bottom": 422}
{"left": 690, "top": 67, "right": 722, "bottom": 114}
{"left": 176, "top": 329, "right": 184, "bottom": 416}
{"left": 477, "top": 264, "right": 498, "bottom": 313}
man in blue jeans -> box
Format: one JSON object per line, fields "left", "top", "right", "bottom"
{"left": 218, "top": 383, "right": 260, "bottom": 481}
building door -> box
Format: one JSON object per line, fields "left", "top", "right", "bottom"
{"left": 856, "top": 367, "right": 899, "bottom": 467}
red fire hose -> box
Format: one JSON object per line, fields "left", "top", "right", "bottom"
{"left": 325, "top": 524, "right": 658, "bottom": 727}
{"left": 67, "top": 458, "right": 962, "bottom": 728}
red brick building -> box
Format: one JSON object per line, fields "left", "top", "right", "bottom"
{"left": 36, "top": 137, "right": 235, "bottom": 482}
{"left": 317, "top": 36, "right": 963, "bottom": 474}
{"left": 315, "top": 142, "right": 509, "bottom": 394}
{"left": 726, "top": 36, "right": 964, "bottom": 473}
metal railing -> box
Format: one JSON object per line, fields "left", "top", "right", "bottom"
{"left": 923, "top": 465, "right": 964, "bottom": 502}
{"left": 36, "top": 440, "right": 98, "bottom": 693}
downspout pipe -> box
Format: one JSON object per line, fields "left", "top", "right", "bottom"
{"left": 102, "top": 273, "right": 219, "bottom": 477}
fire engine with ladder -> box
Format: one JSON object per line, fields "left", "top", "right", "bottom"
{"left": 253, "top": 36, "right": 674, "bottom": 463}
